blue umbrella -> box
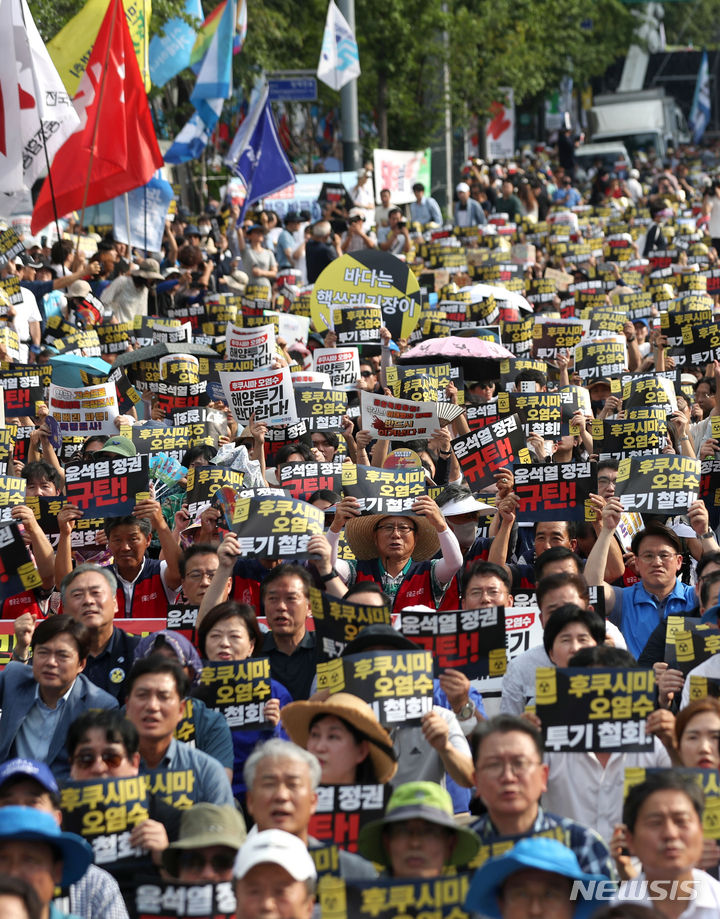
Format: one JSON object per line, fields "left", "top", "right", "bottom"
{"left": 48, "top": 354, "right": 113, "bottom": 388}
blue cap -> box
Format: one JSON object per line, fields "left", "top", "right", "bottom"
{"left": 0, "top": 758, "right": 59, "bottom": 795}
{"left": 464, "top": 837, "right": 609, "bottom": 919}
{"left": 632, "top": 318, "right": 649, "bottom": 328}
{"left": 0, "top": 806, "right": 93, "bottom": 885}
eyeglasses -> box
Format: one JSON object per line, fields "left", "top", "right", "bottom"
{"left": 178, "top": 851, "right": 236, "bottom": 872}
{"left": 638, "top": 552, "right": 679, "bottom": 563}
{"left": 477, "top": 757, "right": 540, "bottom": 779}
{"left": 465, "top": 587, "right": 505, "bottom": 601}
{"left": 375, "top": 524, "right": 416, "bottom": 535}
{"left": 185, "top": 569, "right": 218, "bottom": 581}
{"left": 72, "top": 750, "right": 125, "bottom": 769}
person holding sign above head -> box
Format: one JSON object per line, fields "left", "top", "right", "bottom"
{"left": 357, "top": 782, "right": 480, "bottom": 878}
{"left": 281, "top": 692, "right": 397, "bottom": 786}
{"left": 585, "top": 499, "right": 719, "bottom": 659}
{"left": 326, "top": 495, "right": 463, "bottom": 612}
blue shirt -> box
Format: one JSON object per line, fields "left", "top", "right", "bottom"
{"left": 611, "top": 579, "right": 697, "bottom": 659}
{"left": 410, "top": 195, "right": 443, "bottom": 225}
{"left": 140, "top": 737, "right": 234, "bottom": 806}
{"left": 15, "top": 682, "right": 74, "bottom": 762}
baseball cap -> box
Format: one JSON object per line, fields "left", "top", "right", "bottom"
{"left": 67, "top": 280, "right": 92, "bottom": 299}
{"left": 233, "top": 829, "right": 317, "bottom": 881}
{"left": 456, "top": 182, "right": 470, "bottom": 194}
{"left": 0, "top": 758, "right": 58, "bottom": 795}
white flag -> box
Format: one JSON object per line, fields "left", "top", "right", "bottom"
{"left": 0, "top": 0, "right": 23, "bottom": 192}
{"left": 317, "top": 0, "right": 360, "bottom": 91}
{"left": 4, "top": 0, "right": 81, "bottom": 192}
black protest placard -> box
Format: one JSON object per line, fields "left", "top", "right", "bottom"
{"left": 317, "top": 649, "right": 434, "bottom": 727}
{"left": 310, "top": 785, "right": 391, "bottom": 853}
{"left": 332, "top": 305, "right": 382, "bottom": 345}
{"left": 536, "top": 666, "right": 655, "bottom": 753}
{"left": 0, "top": 277, "right": 24, "bottom": 312}
{"left": 0, "top": 522, "right": 42, "bottom": 599}
{"left": 296, "top": 388, "right": 348, "bottom": 432}
{"left": 120, "top": 424, "right": 217, "bottom": 461}
{"left": 60, "top": 776, "right": 149, "bottom": 866}
{"left": 385, "top": 366, "right": 439, "bottom": 403}
{"left": 185, "top": 466, "right": 245, "bottom": 517}
{"left": 0, "top": 476, "right": 26, "bottom": 524}
{"left": 227, "top": 494, "right": 325, "bottom": 559}
{"left": 689, "top": 676, "right": 720, "bottom": 703}
{"left": 0, "top": 228, "right": 24, "bottom": 267}
{"left": 80, "top": 367, "right": 142, "bottom": 416}
{"left": 279, "top": 460, "right": 344, "bottom": 501}
{"left": 531, "top": 318, "right": 586, "bottom": 361}
{"left": 64, "top": 456, "right": 150, "bottom": 518}
{"left": 513, "top": 461, "right": 597, "bottom": 523}
{"left": 25, "top": 496, "right": 106, "bottom": 550}
{"left": 196, "top": 658, "right": 272, "bottom": 730}
{"left": 624, "top": 767, "right": 720, "bottom": 840}
{"left": 670, "top": 624, "right": 720, "bottom": 676}
{"left": 465, "top": 401, "right": 500, "bottom": 430}
{"left": 397, "top": 607, "right": 506, "bottom": 679}
{"left": 681, "top": 320, "right": 720, "bottom": 365}
{"left": 95, "top": 323, "right": 132, "bottom": 356}
{"left": 52, "top": 329, "right": 102, "bottom": 357}
{"left": 622, "top": 376, "right": 676, "bottom": 415}
{"left": 574, "top": 339, "right": 627, "bottom": 381}
{"left": 499, "top": 358, "right": 548, "bottom": 391}
{"left": 319, "top": 874, "right": 472, "bottom": 919}
{"left": 341, "top": 464, "right": 426, "bottom": 514}
{"left": 496, "top": 391, "right": 566, "bottom": 439}
{"left": 133, "top": 881, "right": 236, "bottom": 919}
{"left": 451, "top": 414, "right": 531, "bottom": 491}
{"left": 166, "top": 604, "right": 199, "bottom": 645}
{"left": 701, "top": 457, "right": 720, "bottom": 530}
{"left": 588, "top": 416, "right": 666, "bottom": 460}
{"left": 0, "top": 426, "right": 16, "bottom": 475}
{"left": 581, "top": 309, "right": 625, "bottom": 336}
{"left": 500, "top": 316, "right": 535, "bottom": 356}
{"left": 0, "top": 364, "right": 50, "bottom": 417}
{"left": 615, "top": 455, "right": 700, "bottom": 516}
{"left": 309, "top": 587, "right": 392, "bottom": 661}
{"left": 142, "top": 769, "right": 197, "bottom": 809}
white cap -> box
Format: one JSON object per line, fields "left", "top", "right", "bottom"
{"left": 441, "top": 494, "right": 495, "bottom": 516}
{"left": 233, "top": 830, "right": 317, "bottom": 881}
{"left": 456, "top": 182, "right": 470, "bottom": 194}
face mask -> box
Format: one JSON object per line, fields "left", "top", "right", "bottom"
{"left": 591, "top": 399, "right": 605, "bottom": 414}
{"left": 199, "top": 224, "right": 211, "bottom": 235}
{"left": 450, "top": 520, "right": 478, "bottom": 546}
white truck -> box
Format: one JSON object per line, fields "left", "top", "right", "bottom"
{"left": 587, "top": 88, "right": 690, "bottom": 162}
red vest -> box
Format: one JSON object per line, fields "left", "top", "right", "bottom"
{"left": 114, "top": 559, "right": 169, "bottom": 618}
{"left": 355, "top": 560, "right": 435, "bottom": 611}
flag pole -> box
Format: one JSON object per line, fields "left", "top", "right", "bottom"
{"left": 18, "top": 0, "right": 62, "bottom": 245}
{"left": 124, "top": 192, "right": 132, "bottom": 255}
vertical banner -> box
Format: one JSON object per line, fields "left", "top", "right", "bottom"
{"left": 486, "top": 88, "right": 515, "bottom": 160}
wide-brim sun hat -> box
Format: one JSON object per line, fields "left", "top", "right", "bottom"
{"left": 0, "top": 806, "right": 93, "bottom": 886}
{"left": 281, "top": 692, "right": 398, "bottom": 784}
{"left": 464, "top": 836, "right": 608, "bottom": 919}
{"left": 345, "top": 513, "right": 440, "bottom": 561}
{"left": 357, "top": 781, "right": 480, "bottom": 868}
{"left": 134, "top": 258, "right": 163, "bottom": 280}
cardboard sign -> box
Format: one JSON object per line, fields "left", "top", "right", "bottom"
{"left": 588, "top": 416, "right": 666, "bottom": 460}
{"left": 310, "top": 785, "right": 391, "bottom": 854}
{"left": 341, "top": 464, "right": 426, "bottom": 514}
{"left": 309, "top": 587, "right": 392, "bottom": 661}
{"left": 295, "top": 388, "right": 348, "bottom": 432}
{"left": 185, "top": 466, "right": 245, "bottom": 517}
{"left": 220, "top": 367, "right": 297, "bottom": 426}
{"left": 360, "top": 391, "right": 439, "bottom": 440}
{"left": 226, "top": 494, "right": 325, "bottom": 559}
{"left": 64, "top": 456, "right": 150, "bottom": 518}
{"left": 451, "top": 414, "right": 531, "bottom": 491}
{"left": 496, "top": 391, "right": 566, "bottom": 439}
{"left": 0, "top": 522, "right": 42, "bottom": 599}
{"left": 385, "top": 366, "right": 439, "bottom": 403}
{"left": 24, "top": 496, "right": 103, "bottom": 550}
{"left": 536, "top": 666, "right": 655, "bottom": 753}
{"left": 317, "top": 650, "right": 434, "bottom": 726}
{"left": 197, "top": 658, "right": 272, "bottom": 730}
{"left": 60, "top": 776, "right": 149, "bottom": 865}
{"left": 500, "top": 316, "right": 534, "bottom": 355}
{"left": 625, "top": 768, "right": 720, "bottom": 839}
{"left": 279, "top": 461, "right": 344, "bottom": 501}
{"left": 513, "top": 462, "right": 597, "bottom": 522}
{"left": 134, "top": 881, "right": 236, "bottom": 919}
{"left": 225, "top": 321, "right": 276, "bottom": 369}
{"left": 312, "top": 348, "right": 361, "bottom": 391}
{"left": 48, "top": 381, "right": 119, "bottom": 436}
{"left": 615, "top": 455, "right": 700, "bottom": 515}
{"left": 398, "top": 607, "right": 507, "bottom": 679}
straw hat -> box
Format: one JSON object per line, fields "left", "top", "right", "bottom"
{"left": 280, "top": 692, "right": 398, "bottom": 784}
{"left": 345, "top": 514, "right": 440, "bottom": 561}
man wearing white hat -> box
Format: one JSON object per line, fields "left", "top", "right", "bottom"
{"left": 233, "top": 829, "right": 316, "bottom": 919}
{"left": 453, "top": 182, "right": 486, "bottom": 228}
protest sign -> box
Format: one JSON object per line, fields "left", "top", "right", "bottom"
{"left": 319, "top": 874, "right": 472, "bottom": 919}
{"left": 397, "top": 607, "right": 506, "bottom": 679}
{"left": 317, "top": 650, "right": 434, "bottom": 726}
{"left": 0, "top": 277, "right": 23, "bottom": 313}
{"left": 385, "top": 366, "right": 438, "bottom": 403}
{"left": 142, "top": 769, "right": 198, "bottom": 809}
{"left": 312, "top": 347, "right": 360, "bottom": 390}
{"left": 622, "top": 376, "right": 677, "bottom": 415}
{"left": 52, "top": 329, "right": 102, "bottom": 357}
{"left": 134, "top": 881, "right": 236, "bottom": 919}
{"left": 614, "top": 455, "right": 700, "bottom": 515}
{"left": 574, "top": 337, "right": 627, "bottom": 381}
{"left": 279, "top": 460, "right": 345, "bottom": 501}
{"left": 95, "top": 323, "right": 132, "bottom": 356}
{"left": 64, "top": 456, "right": 150, "bottom": 518}
{"left": 499, "top": 358, "right": 548, "bottom": 392}
{"left": 513, "top": 462, "right": 597, "bottom": 522}
{"left": 119, "top": 424, "right": 216, "bottom": 461}
{"left": 225, "top": 321, "right": 276, "bottom": 369}
{"left": 60, "top": 776, "right": 149, "bottom": 866}
{"left": 0, "top": 477, "right": 26, "bottom": 524}
{"left": 166, "top": 603, "right": 199, "bottom": 644}
{"left": 48, "top": 382, "right": 119, "bottom": 437}
{"left": 536, "top": 666, "right": 655, "bottom": 753}
{"left": 496, "top": 391, "right": 566, "bottom": 439}
{"left": 225, "top": 494, "right": 325, "bottom": 559}
{"left": 220, "top": 367, "right": 297, "bottom": 426}
{"left": 296, "top": 388, "right": 348, "bottom": 432}
{"left": 80, "top": 367, "right": 142, "bottom": 416}
{"left": 332, "top": 304, "right": 383, "bottom": 346}
{"left": 25, "top": 496, "right": 102, "bottom": 550}
{"left": 531, "top": 318, "right": 587, "bottom": 360}
{"left": 310, "top": 587, "right": 392, "bottom": 661}
{"left": 0, "top": 425, "right": 15, "bottom": 475}
{"left": 0, "top": 228, "right": 24, "bottom": 267}
{"left": 360, "top": 391, "right": 439, "bottom": 440}
{"left": 0, "top": 366, "right": 50, "bottom": 418}
{"left": 465, "top": 401, "right": 500, "bottom": 430}
{"left": 500, "top": 316, "right": 534, "bottom": 356}
{"left": 669, "top": 623, "right": 720, "bottom": 676}
{"left": 310, "top": 785, "right": 391, "bottom": 853}
{"left": 0, "top": 523, "right": 42, "bottom": 599}
{"left": 701, "top": 457, "right": 720, "bottom": 529}
{"left": 185, "top": 466, "right": 246, "bottom": 516}
{"left": 291, "top": 371, "right": 332, "bottom": 388}
{"left": 624, "top": 768, "right": 720, "bottom": 839}
{"left": 588, "top": 416, "right": 666, "bottom": 460}
{"left": 689, "top": 675, "right": 720, "bottom": 702}
{"left": 0, "top": 328, "right": 20, "bottom": 362}
{"left": 341, "top": 464, "right": 426, "bottom": 514}
{"left": 681, "top": 320, "right": 720, "bottom": 365}
{"left": 451, "top": 414, "right": 530, "bottom": 491}
{"left": 196, "top": 658, "right": 272, "bottom": 730}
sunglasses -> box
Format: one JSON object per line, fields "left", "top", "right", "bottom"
{"left": 360, "top": 371, "right": 374, "bottom": 378}
{"left": 72, "top": 750, "right": 125, "bottom": 769}
{"left": 179, "top": 851, "right": 236, "bottom": 872}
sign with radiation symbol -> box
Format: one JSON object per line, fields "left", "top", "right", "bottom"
{"left": 310, "top": 250, "right": 422, "bottom": 343}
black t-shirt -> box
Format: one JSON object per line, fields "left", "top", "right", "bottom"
{"left": 305, "top": 239, "right": 337, "bottom": 284}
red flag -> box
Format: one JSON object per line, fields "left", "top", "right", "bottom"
{"left": 31, "top": 0, "right": 163, "bottom": 233}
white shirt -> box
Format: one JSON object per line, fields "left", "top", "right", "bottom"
{"left": 617, "top": 869, "right": 720, "bottom": 918}
{"left": 680, "top": 655, "right": 720, "bottom": 709}
{"left": 12, "top": 286, "right": 42, "bottom": 361}
{"left": 543, "top": 740, "right": 671, "bottom": 844}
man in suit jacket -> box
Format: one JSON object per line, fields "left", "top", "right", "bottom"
{"left": 0, "top": 615, "right": 118, "bottom": 781}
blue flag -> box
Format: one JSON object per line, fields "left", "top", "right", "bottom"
{"left": 190, "top": 0, "right": 235, "bottom": 126}
{"left": 690, "top": 51, "right": 711, "bottom": 145}
{"left": 149, "top": 0, "right": 203, "bottom": 87}
{"left": 164, "top": 99, "right": 224, "bottom": 164}
{"left": 226, "top": 91, "right": 295, "bottom": 220}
